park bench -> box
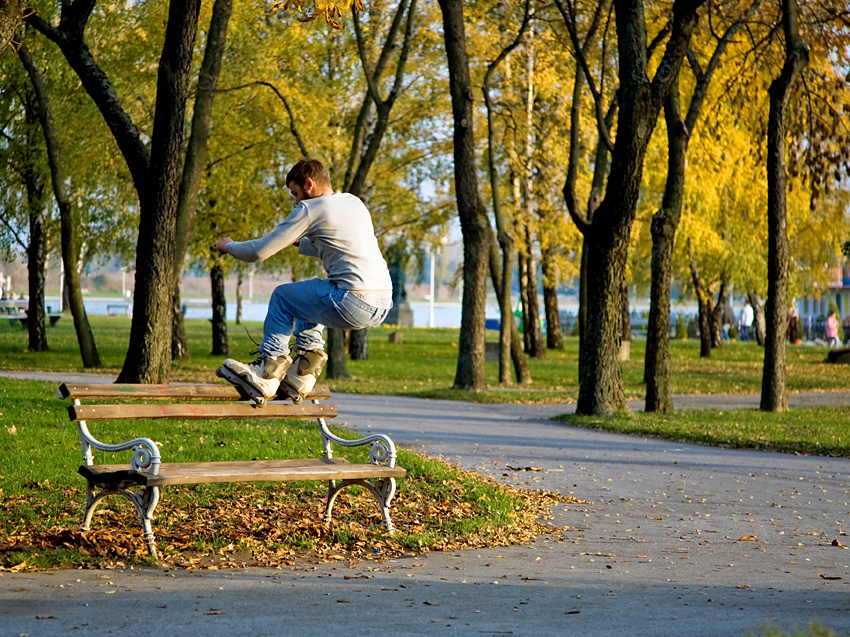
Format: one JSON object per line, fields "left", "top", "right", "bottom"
{"left": 58, "top": 382, "right": 406, "bottom": 559}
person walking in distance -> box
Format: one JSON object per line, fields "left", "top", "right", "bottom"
{"left": 739, "top": 299, "right": 754, "bottom": 342}
{"left": 214, "top": 158, "right": 393, "bottom": 405}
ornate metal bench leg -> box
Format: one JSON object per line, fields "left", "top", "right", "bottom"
{"left": 80, "top": 482, "right": 111, "bottom": 531}
{"left": 129, "top": 486, "right": 160, "bottom": 558}
{"left": 324, "top": 478, "right": 397, "bottom": 534}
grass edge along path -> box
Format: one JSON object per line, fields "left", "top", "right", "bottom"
{"left": 0, "top": 377, "right": 575, "bottom": 571}
{"left": 558, "top": 406, "right": 850, "bottom": 458}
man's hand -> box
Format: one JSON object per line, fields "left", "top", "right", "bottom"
{"left": 215, "top": 238, "right": 234, "bottom": 254}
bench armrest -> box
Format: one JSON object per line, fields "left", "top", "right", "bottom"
{"left": 72, "top": 400, "right": 161, "bottom": 474}
{"left": 317, "top": 420, "right": 397, "bottom": 468}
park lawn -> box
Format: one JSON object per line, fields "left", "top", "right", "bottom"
{"left": 559, "top": 406, "right": 850, "bottom": 457}
{"left": 0, "top": 314, "right": 846, "bottom": 401}
{"left": 0, "top": 376, "right": 568, "bottom": 570}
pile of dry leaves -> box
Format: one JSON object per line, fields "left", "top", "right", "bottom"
{"left": 1, "top": 474, "right": 577, "bottom": 571}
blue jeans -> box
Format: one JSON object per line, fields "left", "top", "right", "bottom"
{"left": 260, "top": 278, "right": 391, "bottom": 357}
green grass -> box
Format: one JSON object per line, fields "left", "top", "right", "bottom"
{"left": 0, "top": 376, "right": 562, "bottom": 569}
{"left": 559, "top": 406, "right": 850, "bottom": 457}
{"left": 1, "top": 315, "right": 848, "bottom": 568}
{"left": 0, "top": 315, "right": 846, "bottom": 401}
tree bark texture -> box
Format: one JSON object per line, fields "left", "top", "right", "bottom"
{"left": 171, "top": 282, "right": 188, "bottom": 359}
{"left": 22, "top": 90, "right": 48, "bottom": 352}
{"left": 645, "top": 83, "right": 686, "bottom": 411}
{"left": 210, "top": 261, "right": 227, "bottom": 356}
{"left": 761, "top": 0, "right": 807, "bottom": 412}
{"left": 0, "top": 0, "right": 21, "bottom": 53}
{"left": 438, "top": 0, "right": 489, "bottom": 391}
{"left": 235, "top": 270, "right": 243, "bottom": 325}
{"left": 26, "top": 204, "right": 48, "bottom": 352}
{"left": 171, "top": 0, "right": 232, "bottom": 360}
{"left": 118, "top": 0, "right": 202, "bottom": 383}
{"left": 325, "top": 327, "right": 351, "bottom": 379}
{"left": 541, "top": 247, "right": 563, "bottom": 350}
{"left": 522, "top": 228, "right": 545, "bottom": 359}
{"left": 488, "top": 236, "right": 531, "bottom": 384}
{"left": 689, "top": 255, "right": 713, "bottom": 358}
{"left": 19, "top": 42, "right": 101, "bottom": 367}
{"left": 349, "top": 329, "right": 368, "bottom": 359}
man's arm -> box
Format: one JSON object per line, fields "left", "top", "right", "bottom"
{"left": 218, "top": 206, "right": 310, "bottom": 263}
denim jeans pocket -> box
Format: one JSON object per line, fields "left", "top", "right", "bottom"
{"left": 331, "top": 290, "right": 382, "bottom": 329}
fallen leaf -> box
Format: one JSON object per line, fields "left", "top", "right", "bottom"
{"left": 832, "top": 539, "right": 843, "bottom": 547}
{"left": 819, "top": 574, "right": 842, "bottom": 580}
{"left": 738, "top": 536, "right": 756, "bottom": 542}
{"left": 36, "top": 616, "right": 55, "bottom": 620}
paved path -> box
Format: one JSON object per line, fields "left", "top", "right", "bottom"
{"left": 3, "top": 373, "right": 850, "bottom": 636}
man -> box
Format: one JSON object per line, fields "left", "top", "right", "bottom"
{"left": 739, "top": 299, "right": 754, "bottom": 342}
{"left": 214, "top": 158, "right": 393, "bottom": 405}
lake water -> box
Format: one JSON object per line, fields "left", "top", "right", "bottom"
{"left": 79, "top": 299, "right": 492, "bottom": 329}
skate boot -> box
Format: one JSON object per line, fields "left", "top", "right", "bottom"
{"left": 216, "top": 354, "right": 292, "bottom": 406}
{"left": 281, "top": 349, "right": 328, "bottom": 404}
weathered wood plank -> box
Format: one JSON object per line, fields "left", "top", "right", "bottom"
{"left": 79, "top": 459, "right": 406, "bottom": 487}
{"left": 68, "top": 402, "right": 337, "bottom": 422}
{"left": 58, "top": 383, "right": 332, "bottom": 401}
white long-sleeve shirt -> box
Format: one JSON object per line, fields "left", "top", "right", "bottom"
{"left": 226, "top": 192, "right": 392, "bottom": 292}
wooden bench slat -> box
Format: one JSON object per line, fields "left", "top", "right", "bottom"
{"left": 79, "top": 458, "right": 406, "bottom": 486}
{"left": 69, "top": 402, "right": 337, "bottom": 422}
{"left": 59, "top": 383, "right": 332, "bottom": 401}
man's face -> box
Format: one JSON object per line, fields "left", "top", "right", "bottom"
{"left": 288, "top": 177, "right": 319, "bottom": 205}
{"left": 288, "top": 181, "right": 308, "bottom": 205}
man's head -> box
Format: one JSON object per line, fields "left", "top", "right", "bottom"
{"left": 286, "top": 158, "right": 333, "bottom": 204}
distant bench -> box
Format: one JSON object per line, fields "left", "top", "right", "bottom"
{"left": 106, "top": 303, "right": 132, "bottom": 317}
{"left": 1, "top": 312, "right": 62, "bottom": 327}
{"left": 58, "top": 382, "right": 406, "bottom": 558}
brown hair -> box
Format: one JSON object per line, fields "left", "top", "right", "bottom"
{"left": 286, "top": 158, "right": 331, "bottom": 189}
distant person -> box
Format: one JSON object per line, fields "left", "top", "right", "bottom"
{"left": 739, "top": 300, "right": 754, "bottom": 342}
{"left": 825, "top": 310, "right": 840, "bottom": 348}
{"left": 787, "top": 305, "right": 800, "bottom": 343}
{"left": 214, "top": 158, "right": 392, "bottom": 405}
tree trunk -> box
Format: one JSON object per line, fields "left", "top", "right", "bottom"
{"left": 518, "top": 249, "right": 531, "bottom": 353}
{"left": 750, "top": 292, "right": 767, "bottom": 346}
{"left": 350, "top": 329, "right": 368, "bottom": 359}
{"left": 438, "top": 0, "right": 489, "bottom": 392}
{"left": 26, "top": 200, "right": 48, "bottom": 352}
{"left": 0, "top": 0, "right": 21, "bottom": 54}
{"left": 645, "top": 82, "right": 686, "bottom": 410}
{"left": 523, "top": 228, "right": 545, "bottom": 359}
{"left": 488, "top": 235, "right": 531, "bottom": 384}
{"left": 171, "top": 0, "right": 233, "bottom": 360}
{"left": 235, "top": 270, "right": 243, "bottom": 325}
{"left": 688, "top": 245, "right": 712, "bottom": 358}
{"left": 620, "top": 278, "right": 631, "bottom": 361}
{"left": 324, "top": 328, "right": 351, "bottom": 378}
{"left": 578, "top": 225, "right": 630, "bottom": 415}
{"left": 710, "top": 284, "right": 726, "bottom": 348}
{"left": 19, "top": 42, "right": 101, "bottom": 367}
{"left": 325, "top": 327, "right": 351, "bottom": 379}
{"left": 541, "top": 247, "right": 563, "bottom": 350}
{"left": 761, "top": 0, "right": 807, "bottom": 413}
{"left": 567, "top": 1, "right": 702, "bottom": 415}
{"left": 21, "top": 87, "right": 48, "bottom": 352}
{"left": 118, "top": 0, "right": 203, "bottom": 383}
{"left": 171, "top": 281, "right": 188, "bottom": 359}
{"left": 210, "top": 261, "right": 227, "bottom": 355}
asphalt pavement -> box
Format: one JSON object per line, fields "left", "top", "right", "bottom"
{"left": 2, "top": 372, "right": 850, "bottom": 636}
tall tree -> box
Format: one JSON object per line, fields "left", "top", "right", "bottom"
{"left": 172, "top": 0, "right": 233, "bottom": 361}
{"left": 438, "top": 0, "right": 489, "bottom": 391}
{"left": 644, "top": 1, "right": 761, "bottom": 412}
{"left": 28, "top": 0, "right": 203, "bottom": 383}
{"left": 482, "top": 0, "right": 532, "bottom": 384}
{"left": 563, "top": 0, "right": 705, "bottom": 415}
{"left": 760, "top": 0, "right": 807, "bottom": 412}
{"left": 18, "top": 40, "right": 100, "bottom": 366}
